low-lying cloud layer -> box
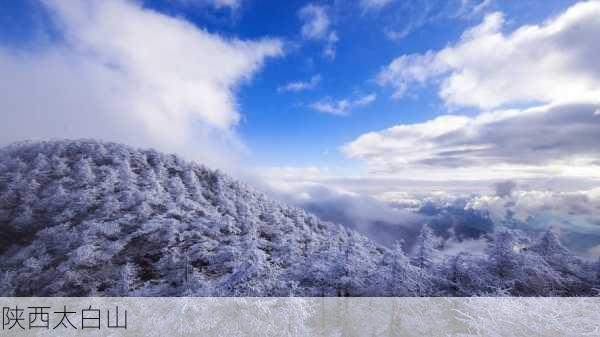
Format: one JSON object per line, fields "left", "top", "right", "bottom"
{"left": 0, "top": 0, "right": 282, "bottom": 170}
{"left": 257, "top": 167, "right": 600, "bottom": 258}
{"left": 343, "top": 102, "right": 600, "bottom": 178}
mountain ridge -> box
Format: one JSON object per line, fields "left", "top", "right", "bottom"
{"left": 0, "top": 139, "right": 598, "bottom": 296}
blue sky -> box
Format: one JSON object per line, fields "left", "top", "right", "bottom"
{"left": 0, "top": 0, "right": 581, "bottom": 170}
{"left": 155, "top": 0, "right": 579, "bottom": 168}
{"left": 205, "top": 0, "right": 579, "bottom": 167}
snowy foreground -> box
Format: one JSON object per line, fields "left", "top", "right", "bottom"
{"left": 0, "top": 140, "right": 599, "bottom": 296}
{"left": 1, "top": 297, "right": 599, "bottom": 336}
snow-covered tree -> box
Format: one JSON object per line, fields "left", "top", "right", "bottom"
{"left": 531, "top": 230, "right": 568, "bottom": 256}
{"left": 410, "top": 225, "right": 437, "bottom": 270}
{"left": 74, "top": 157, "right": 95, "bottom": 187}
{"left": 218, "top": 233, "right": 284, "bottom": 296}
{"left": 374, "top": 242, "right": 419, "bottom": 296}
{"left": 117, "top": 261, "right": 142, "bottom": 295}
{"left": 335, "top": 232, "right": 376, "bottom": 296}
{"left": 0, "top": 271, "right": 16, "bottom": 296}
{"left": 487, "top": 230, "right": 520, "bottom": 279}
{"left": 1, "top": 139, "right": 597, "bottom": 297}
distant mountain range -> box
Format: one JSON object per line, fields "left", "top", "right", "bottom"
{"left": 0, "top": 140, "right": 598, "bottom": 296}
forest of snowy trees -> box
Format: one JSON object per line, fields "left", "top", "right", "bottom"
{"left": 0, "top": 140, "right": 598, "bottom": 296}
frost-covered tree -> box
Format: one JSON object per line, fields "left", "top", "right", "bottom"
{"left": 531, "top": 230, "right": 575, "bottom": 271}
{"left": 74, "top": 157, "right": 95, "bottom": 187}
{"left": 441, "top": 252, "right": 497, "bottom": 296}
{"left": 373, "top": 242, "right": 419, "bottom": 296}
{"left": 487, "top": 230, "right": 520, "bottom": 279}
{"left": 117, "top": 261, "right": 142, "bottom": 296}
{"left": 596, "top": 257, "right": 600, "bottom": 283}
{"left": 331, "top": 231, "right": 378, "bottom": 296}
{"left": 49, "top": 154, "right": 70, "bottom": 178}
{"left": 410, "top": 225, "right": 436, "bottom": 270}
{"left": 218, "top": 231, "right": 284, "bottom": 296}
{"left": 168, "top": 175, "right": 187, "bottom": 203}
{"left": 529, "top": 230, "right": 595, "bottom": 295}
{"left": 0, "top": 271, "right": 16, "bottom": 296}
{"left": 1, "top": 139, "right": 597, "bottom": 297}
{"left": 100, "top": 195, "right": 122, "bottom": 219}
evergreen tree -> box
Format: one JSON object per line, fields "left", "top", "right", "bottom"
{"left": 74, "top": 158, "right": 95, "bottom": 187}
{"left": 595, "top": 258, "right": 600, "bottom": 289}
{"left": 410, "top": 225, "right": 436, "bottom": 269}
{"left": 531, "top": 230, "right": 569, "bottom": 257}
{"left": 117, "top": 261, "right": 142, "bottom": 295}
{"left": 375, "top": 241, "right": 418, "bottom": 296}
{"left": 0, "top": 271, "right": 16, "bottom": 296}
{"left": 1, "top": 139, "right": 598, "bottom": 297}
{"left": 221, "top": 226, "right": 287, "bottom": 296}
{"left": 488, "top": 230, "right": 520, "bottom": 279}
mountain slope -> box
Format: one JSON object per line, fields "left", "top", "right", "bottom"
{"left": 0, "top": 140, "right": 597, "bottom": 296}
{"left": 0, "top": 140, "right": 388, "bottom": 296}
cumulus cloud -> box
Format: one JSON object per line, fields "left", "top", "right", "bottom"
{"left": 343, "top": 102, "right": 600, "bottom": 179}
{"left": 0, "top": 0, "right": 282, "bottom": 170}
{"left": 298, "top": 4, "right": 338, "bottom": 59}
{"left": 376, "top": 51, "right": 445, "bottom": 97}
{"left": 310, "top": 93, "right": 376, "bottom": 116}
{"left": 378, "top": 1, "right": 600, "bottom": 108}
{"left": 278, "top": 74, "right": 321, "bottom": 92}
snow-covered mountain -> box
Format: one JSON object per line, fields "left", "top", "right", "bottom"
{"left": 0, "top": 140, "right": 598, "bottom": 296}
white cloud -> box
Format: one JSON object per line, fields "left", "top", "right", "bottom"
{"left": 208, "top": 0, "right": 241, "bottom": 9}
{"left": 588, "top": 245, "right": 600, "bottom": 259}
{"left": 0, "top": 0, "right": 282, "bottom": 170}
{"left": 298, "top": 4, "right": 338, "bottom": 59}
{"left": 378, "top": 1, "right": 600, "bottom": 108}
{"left": 377, "top": 51, "right": 446, "bottom": 97}
{"left": 381, "top": 0, "right": 493, "bottom": 41}
{"left": 466, "top": 187, "right": 600, "bottom": 238}
{"left": 360, "top": 0, "right": 395, "bottom": 11}
{"left": 311, "top": 100, "right": 350, "bottom": 116}
{"left": 251, "top": 165, "right": 426, "bottom": 246}
{"left": 343, "top": 102, "right": 600, "bottom": 179}
{"left": 469, "top": 0, "right": 494, "bottom": 15}
{"left": 311, "top": 93, "right": 376, "bottom": 116}
{"left": 278, "top": 74, "right": 321, "bottom": 92}
{"left": 323, "top": 31, "right": 338, "bottom": 60}
{"left": 255, "top": 165, "right": 600, "bottom": 255}
{"left": 299, "top": 4, "right": 330, "bottom": 40}
{"left": 177, "top": 0, "right": 242, "bottom": 9}
{"left": 441, "top": 237, "right": 490, "bottom": 256}
{"left": 354, "top": 93, "right": 377, "bottom": 106}
{"left": 384, "top": 27, "right": 413, "bottom": 41}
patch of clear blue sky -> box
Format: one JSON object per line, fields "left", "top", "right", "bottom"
{"left": 0, "top": 0, "right": 580, "bottom": 168}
